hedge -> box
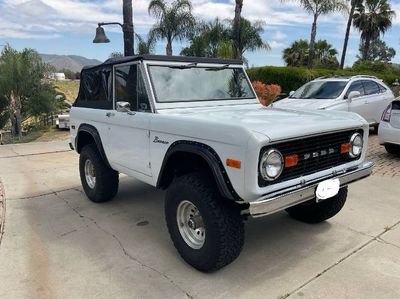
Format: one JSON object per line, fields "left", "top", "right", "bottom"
{"left": 247, "top": 66, "right": 399, "bottom": 95}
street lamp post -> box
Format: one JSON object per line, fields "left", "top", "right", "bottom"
{"left": 93, "top": 0, "right": 134, "bottom": 56}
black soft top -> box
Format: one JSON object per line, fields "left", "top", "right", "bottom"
{"left": 82, "top": 55, "right": 243, "bottom": 70}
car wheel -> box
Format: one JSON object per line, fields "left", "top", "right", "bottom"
{"left": 286, "top": 187, "right": 348, "bottom": 223}
{"left": 79, "top": 144, "right": 119, "bottom": 203}
{"left": 165, "top": 172, "right": 244, "bottom": 272}
{"left": 385, "top": 144, "right": 400, "bottom": 156}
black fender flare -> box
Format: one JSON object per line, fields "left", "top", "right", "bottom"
{"left": 157, "top": 140, "right": 242, "bottom": 201}
{"left": 76, "top": 124, "right": 111, "bottom": 168}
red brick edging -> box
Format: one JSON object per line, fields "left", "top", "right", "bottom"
{"left": 0, "top": 179, "right": 5, "bottom": 245}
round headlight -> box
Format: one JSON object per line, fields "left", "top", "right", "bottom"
{"left": 350, "top": 133, "right": 363, "bottom": 158}
{"left": 260, "top": 149, "right": 284, "bottom": 181}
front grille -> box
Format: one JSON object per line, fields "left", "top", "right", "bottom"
{"left": 258, "top": 129, "right": 363, "bottom": 187}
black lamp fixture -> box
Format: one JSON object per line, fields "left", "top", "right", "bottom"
{"left": 93, "top": 25, "right": 111, "bottom": 44}
{"left": 92, "top": 0, "right": 134, "bottom": 56}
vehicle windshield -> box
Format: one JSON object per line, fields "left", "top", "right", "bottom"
{"left": 148, "top": 65, "right": 255, "bottom": 102}
{"left": 290, "top": 81, "right": 348, "bottom": 100}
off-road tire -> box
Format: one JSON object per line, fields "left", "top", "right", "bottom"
{"left": 286, "top": 187, "right": 348, "bottom": 223}
{"left": 165, "top": 172, "right": 244, "bottom": 272}
{"left": 385, "top": 144, "right": 400, "bottom": 156}
{"left": 79, "top": 144, "right": 119, "bottom": 203}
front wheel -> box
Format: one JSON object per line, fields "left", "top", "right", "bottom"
{"left": 165, "top": 172, "right": 244, "bottom": 272}
{"left": 79, "top": 144, "right": 119, "bottom": 203}
{"left": 286, "top": 187, "right": 348, "bottom": 223}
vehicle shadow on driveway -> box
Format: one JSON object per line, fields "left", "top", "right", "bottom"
{"left": 57, "top": 177, "right": 362, "bottom": 298}
{"left": 2, "top": 177, "right": 370, "bottom": 299}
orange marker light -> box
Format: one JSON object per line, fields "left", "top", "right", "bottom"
{"left": 226, "top": 159, "right": 241, "bottom": 169}
{"left": 285, "top": 154, "right": 298, "bottom": 168}
{"left": 341, "top": 143, "right": 350, "bottom": 154}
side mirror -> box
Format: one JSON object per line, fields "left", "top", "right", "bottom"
{"left": 289, "top": 91, "right": 295, "bottom": 97}
{"left": 116, "top": 101, "right": 135, "bottom": 115}
{"left": 347, "top": 91, "right": 361, "bottom": 102}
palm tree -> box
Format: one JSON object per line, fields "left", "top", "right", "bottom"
{"left": 181, "top": 19, "right": 229, "bottom": 58}
{"left": 282, "top": 39, "right": 309, "bottom": 66}
{"left": 227, "top": 18, "right": 270, "bottom": 61}
{"left": 232, "top": 0, "right": 243, "bottom": 59}
{"left": 284, "top": 0, "right": 347, "bottom": 68}
{"left": 314, "top": 40, "right": 339, "bottom": 67}
{"left": 136, "top": 34, "right": 156, "bottom": 55}
{"left": 353, "top": 0, "right": 395, "bottom": 61}
{"left": 181, "top": 17, "right": 269, "bottom": 62}
{"left": 148, "top": 0, "right": 195, "bottom": 56}
{"left": 340, "top": 0, "right": 364, "bottom": 69}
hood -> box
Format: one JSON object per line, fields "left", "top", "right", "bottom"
{"left": 157, "top": 104, "right": 365, "bottom": 142}
{"left": 273, "top": 98, "right": 339, "bottom": 110}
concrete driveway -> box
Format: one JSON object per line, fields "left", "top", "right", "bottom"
{"left": 0, "top": 138, "right": 399, "bottom": 299}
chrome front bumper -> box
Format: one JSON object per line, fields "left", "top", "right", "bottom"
{"left": 249, "top": 162, "right": 374, "bottom": 218}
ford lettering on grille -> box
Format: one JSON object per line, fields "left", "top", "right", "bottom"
{"left": 258, "top": 129, "right": 363, "bottom": 187}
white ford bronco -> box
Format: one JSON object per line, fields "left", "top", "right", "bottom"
{"left": 70, "top": 55, "right": 373, "bottom": 272}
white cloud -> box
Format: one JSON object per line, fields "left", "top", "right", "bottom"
{"left": 268, "top": 40, "right": 286, "bottom": 49}
{"left": 272, "top": 31, "right": 288, "bottom": 41}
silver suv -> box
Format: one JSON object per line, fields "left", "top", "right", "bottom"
{"left": 275, "top": 75, "right": 395, "bottom": 130}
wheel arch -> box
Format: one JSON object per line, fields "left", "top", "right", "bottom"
{"left": 156, "top": 141, "right": 241, "bottom": 201}
{"left": 76, "top": 124, "right": 111, "bottom": 168}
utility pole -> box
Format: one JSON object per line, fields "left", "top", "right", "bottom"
{"left": 123, "top": 0, "right": 134, "bottom": 56}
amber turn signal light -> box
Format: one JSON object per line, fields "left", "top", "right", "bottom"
{"left": 226, "top": 159, "right": 241, "bottom": 169}
{"left": 284, "top": 154, "right": 298, "bottom": 168}
{"left": 341, "top": 143, "right": 350, "bottom": 154}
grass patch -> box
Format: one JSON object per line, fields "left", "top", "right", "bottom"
{"left": 7, "top": 127, "right": 45, "bottom": 144}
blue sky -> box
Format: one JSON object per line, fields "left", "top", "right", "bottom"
{"left": 1, "top": 0, "right": 400, "bottom": 67}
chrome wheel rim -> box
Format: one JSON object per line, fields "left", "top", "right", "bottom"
{"left": 84, "top": 159, "right": 96, "bottom": 189}
{"left": 176, "top": 200, "right": 205, "bottom": 249}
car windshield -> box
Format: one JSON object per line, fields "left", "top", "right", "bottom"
{"left": 290, "top": 81, "right": 348, "bottom": 100}
{"left": 148, "top": 65, "right": 255, "bottom": 102}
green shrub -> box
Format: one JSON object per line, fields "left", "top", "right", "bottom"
{"left": 247, "top": 66, "right": 400, "bottom": 95}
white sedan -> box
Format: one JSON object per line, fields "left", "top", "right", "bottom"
{"left": 379, "top": 98, "right": 400, "bottom": 155}
{"left": 274, "top": 75, "right": 395, "bottom": 130}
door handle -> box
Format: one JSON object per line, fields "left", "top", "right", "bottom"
{"left": 106, "top": 112, "right": 115, "bottom": 117}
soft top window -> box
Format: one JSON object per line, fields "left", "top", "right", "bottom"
{"left": 74, "top": 65, "right": 113, "bottom": 109}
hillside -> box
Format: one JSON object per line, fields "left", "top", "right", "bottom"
{"left": 40, "top": 54, "right": 102, "bottom": 72}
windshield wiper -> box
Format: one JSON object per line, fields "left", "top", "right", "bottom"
{"left": 168, "top": 63, "right": 198, "bottom": 69}
{"left": 205, "top": 64, "right": 230, "bottom": 71}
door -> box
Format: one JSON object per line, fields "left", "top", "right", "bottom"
{"left": 361, "top": 80, "right": 387, "bottom": 124}
{"left": 345, "top": 80, "right": 368, "bottom": 120}
{"left": 106, "top": 62, "right": 153, "bottom": 177}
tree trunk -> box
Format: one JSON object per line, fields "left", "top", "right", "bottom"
{"left": 9, "top": 93, "right": 22, "bottom": 139}
{"left": 232, "top": 0, "right": 243, "bottom": 59}
{"left": 308, "top": 14, "right": 318, "bottom": 69}
{"left": 362, "top": 35, "right": 371, "bottom": 61}
{"left": 340, "top": 1, "right": 356, "bottom": 69}
{"left": 123, "top": 0, "right": 134, "bottom": 56}
{"left": 166, "top": 38, "right": 173, "bottom": 56}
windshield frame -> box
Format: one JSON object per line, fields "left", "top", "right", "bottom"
{"left": 290, "top": 80, "right": 349, "bottom": 100}
{"left": 146, "top": 62, "right": 257, "bottom": 104}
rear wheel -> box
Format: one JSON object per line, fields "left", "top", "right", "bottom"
{"left": 165, "top": 172, "right": 244, "bottom": 272}
{"left": 286, "top": 187, "right": 348, "bottom": 223}
{"left": 79, "top": 144, "right": 119, "bottom": 203}
{"left": 385, "top": 144, "right": 400, "bottom": 156}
